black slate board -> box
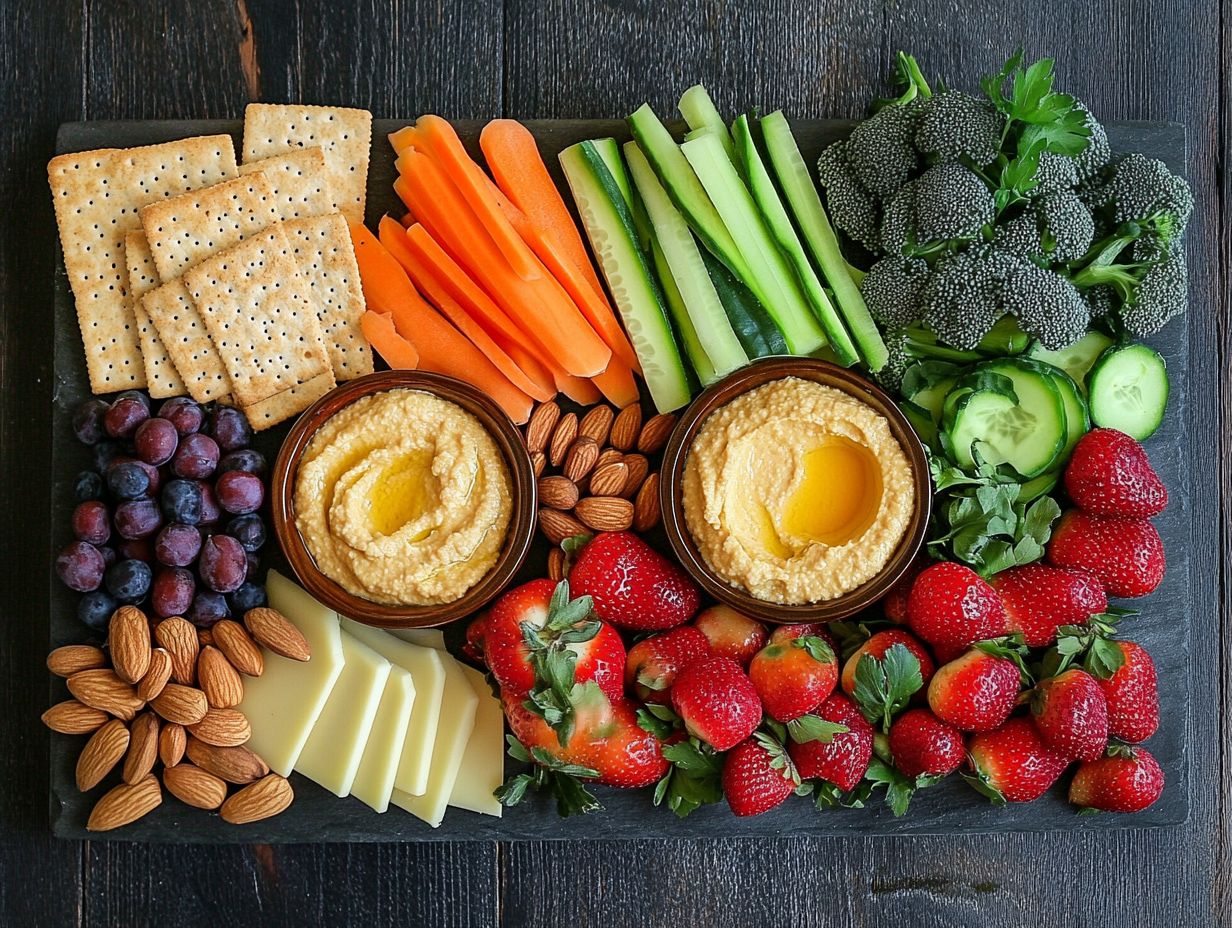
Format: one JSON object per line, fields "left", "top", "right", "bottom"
{"left": 49, "top": 119, "right": 1191, "bottom": 842}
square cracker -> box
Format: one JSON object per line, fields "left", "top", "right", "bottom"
{"left": 47, "top": 135, "right": 237, "bottom": 393}
{"left": 242, "top": 371, "right": 337, "bottom": 431}
{"left": 242, "top": 103, "right": 372, "bottom": 223}
{"left": 239, "top": 148, "right": 340, "bottom": 221}
{"left": 140, "top": 280, "right": 232, "bottom": 403}
{"left": 123, "top": 231, "right": 185, "bottom": 399}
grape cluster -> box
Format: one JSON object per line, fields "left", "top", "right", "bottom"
{"left": 59, "top": 392, "right": 270, "bottom": 631}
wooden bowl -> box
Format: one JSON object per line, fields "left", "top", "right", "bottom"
{"left": 658, "top": 357, "right": 932, "bottom": 624}
{"left": 270, "top": 370, "right": 537, "bottom": 629}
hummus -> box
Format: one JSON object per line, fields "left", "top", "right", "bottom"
{"left": 294, "top": 389, "right": 513, "bottom": 605}
{"left": 682, "top": 377, "right": 914, "bottom": 604}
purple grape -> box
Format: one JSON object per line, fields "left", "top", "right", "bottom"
{"left": 134, "top": 417, "right": 178, "bottom": 466}
{"left": 72, "top": 399, "right": 111, "bottom": 445}
{"left": 117, "top": 536, "right": 154, "bottom": 562}
{"left": 72, "top": 500, "right": 111, "bottom": 546}
{"left": 92, "top": 441, "right": 126, "bottom": 474}
{"left": 198, "top": 482, "right": 221, "bottom": 524}
{"left": 171, "top": 433, "right": 220, "bottom": 479}
{"left": 186, "top": 590, "right": 230, "bottom": 628}
{"left": 78, "top": 591, "right": 117, "bottom": 631}
{"left": 74, "top": 471, "right": 105, "bottom": 502}
{"left": 206, "top": 406, "right": 253, "bottom": 452}
{"left": 217, "top": 448, "right": 267, "bottom": 477}
{"left": 104, "top": 396, "right": 149, "bottom": 439}
{"left": 105, "top": 558, "right": 152, "bottom": 604}
{"left": 215, "top": 470, "right": 264, "bottom": 515}
{"left": 198, "top": 534, "right": 247, "bottom": 593}
{"left": 115, "top": 390, "right": 152, "bottom": 413}
{"left": 225, "top": 513, "right": 266, "bottom": 552}
{"left": 157, "top": 396, "right": 204, "bottom": 436}
{"left": 114, "top": 499, "right": 162, "bottom": 540}
{"left": 245, "top": 550, "right": 260, "bottom": 582}
{"left": 135, "top": 459, "right": 162, "bottom": 497}
{"left": 160, "top": 479, "right": 203, "bottom": 525}
{"left": 151, "top": 567, "right": 195, "bottom": 618}
{"left": 56, "top": 542, "right": 105, "bottom": 592}
{"left": 98, "top": 545, "right": 118, "bottom": 569}
{"left": 106, "top": 461, "right": 150, "bottom": 500}
{"left": 155, "top": 523, "right": 202, "bottom": 567}
{"left": 228, "top": 581, "right": 267, "bottom": 613}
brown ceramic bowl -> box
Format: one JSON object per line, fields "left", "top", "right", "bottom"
{"left": 271, "top": 370, "right": 537, "bottom": 629}
{"left": 659, "top": 357, "right": 931, "bottom": 624}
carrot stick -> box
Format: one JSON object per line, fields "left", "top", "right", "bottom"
{"left": 591, "top": 358, "right": 640, "bottom": 409}
{"left": 387, "top": 125, "right": 420, "bottom": 153}
{"left": 361, "top": 311, "right": 420, "bottom": 369}
{"left": 349, "top": 220, "right": 422, "bottom": 315}
{"left": 555, "top": 370, "right": 602, "bottom": 406}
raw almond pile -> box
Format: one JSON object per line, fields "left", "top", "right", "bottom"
{"left": 43, "top": 605, "right": 309, "bottom": 831}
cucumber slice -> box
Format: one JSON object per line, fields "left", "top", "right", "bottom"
{"left": 1019, "top": 471, "right": 1060, "bottom": 503}
{"left": 907, "top": 375, "right": 959, "bottom": 424}
{"left": 678, "top": 85, "right": 735, "bottom": 160}
{"left": 901, "top": 400, "right": 939, "bottom": 450}
{"left": 1026, "top": 330, "right": 1115, "bottom": 392}
{"left": 559, "top": 141, "right": 692, "bottom": 412}
{"left": 1087, "top": 343, "right": 1169, "bottom": 440}
{"left": 701, "top": 248, "right": 788, "bottom": 358}
{"left": 651, "top": 236, "right": 717, "bottom": 385}
{"left": 1041, "top": 363, "right": 1090, "bottom": 464}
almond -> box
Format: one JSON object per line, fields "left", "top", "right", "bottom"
{"left": 530, "top": 450, "right": 546, "bottom": 478}
{"left": 163, "top": 763, "right": 228, "bottom": 810}
{"left": 578, "top": 404, "right": 615, "bottom": 445}
{"left": 574, "top": 496, "right": 634, "bottom": 532}
{"left": 186, "top": 737, "right": 269, "bottom": 784}
{"left": 525, "top": 401, "right": 561, "bottom": 454}
{"left": 198, "top": 646, "right": 244, "bottom": 708}
{"left": 538, "top": 475, "right": 579, "bottom": 511}
{"left": 244, "top": 608, "right": 310, "bottom": 662}
{"left": 198, "top": 628, "right": 214, "bottom": 647}
{"left": 637, "top": 413, "right": 676, "bottom": 454}
{"left": 547, "top": 547, "right": 565, "bottom": 581}
{"left": 122, "top": 711, "right": 160, "bottom": 784}
{"left": 154, "top": 617, "right": 199, "bottom": 685}
{"left": 87, "top": 774, "right": 161, "bottom": 832}
{"left": 548, "top": 412, "right": 578, "bottom": 467}
{"left": 42, "top": 699, "right": 109, "bottom": 735}
{"left": 76, "top": 719, "right": 131, "bottom": 791}
{"left": 221, "top": 773, "right": 294, "bottom": 824}
{"left": 151, "top": 683, "right": 208, "bottom": 725}
{"left": 610, "top": 403, "right": 643, "bottom": 451}
{"left": 588, "top": 461, "right": 628, "bottom": 497}
{"left": 136, "top": 648, "right": 173, "bottom": 702}
{"left": 634, "top": 472, "right": 662, "bottom": 533}
{"left": 188, "top": 708, "right": 251, "bottom": 747}
{"left": 109, "top": 605, "right": 151, "bottom": 684}
{"left": 620, "top": 454, "right": 651, "bottom": 499}
{"left": 595, "top": 447, "right": 623, "bottom": 471}
{"left": 563, "top": 437, "right": 600, "bottom": 483}
{"left": 212, "top": 620, "right": 264, "bottom": 676}
{"left": 159, "top": 723, "right": 187, "bottom": 767}
{"left": 66, "top": 669, "right": 145, "bottom": 721}
{"left": 538, "top": 507, "right": 589, "bottom": 546}
{"left": 46, "top": 644, "right": 106, "bottom": 677}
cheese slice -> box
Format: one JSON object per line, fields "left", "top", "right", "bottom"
{"left": 350, "top": 664, "right": 415, "bottom": 813}
{"left": 447, "top": 664, "right": 504, "bottom": 817}
{"left": 390, "top": 628, "right": 446, "bottom": 651}
{"left": 240, "top": 570, "right": 345, "bottom": 776}
{"left": 390, "top": 655, "right": 479, "bottom": 827}
{"left": 341, "top": 619, "right": 446, "bottom": 795}
{"left": 295, "top": 631, "right": 391, "bottom": 796}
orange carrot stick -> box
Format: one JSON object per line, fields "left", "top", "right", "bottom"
{"left": 555, "top": 370, "right": 602, "bottom": 406}
{"left": 591, "top": 358, "right": 641, "bottom": 409}
{"left": 349, "top": 220, "right": 422, "bottom": 315}
{"left": 387, "top": 125, "right": 420, "bottom": 154}
{"left": 361, "top": 310, "right": 420, "bottom": 369}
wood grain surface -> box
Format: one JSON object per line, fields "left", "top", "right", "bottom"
{"left": 0, "top": 1, "right": 1221, "bottom": 926}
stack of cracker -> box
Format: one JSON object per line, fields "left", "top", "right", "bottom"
{"left": 49, "top": 104, "right": 376, "bottom": 430}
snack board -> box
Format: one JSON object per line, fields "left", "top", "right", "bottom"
{"left": 48, "top": 118, "right": 1191, "bottom": 841}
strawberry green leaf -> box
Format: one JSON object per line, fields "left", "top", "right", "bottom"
{"left": 814, "top": 780, "right": 873, "bottom": 810}
{"left": 853, "top": 643, "right": 923, "bottom": 732}
{"left": 962, "top": 769, "right": 1007, "bottom": 806}
{"left": 1086, "top": 637, "right": 1126, "bottom": 680}
{"left": 662, "top": 739, "right": 722, "bottom": 775}
{"left": 795, "top": 636, "right": 836, "bottom": 664}
{"left": 787, "top": 715, "right": 850, "bottom": 744}
{"left": 549, "top": 770, "right": 604, "bottom": 817}
{"left": 864, "top": 758, "right": 915, "bottom": 817}
{"left": 505, "top": 734, "right": 531, "bottom": 764}
{"left": 636, "top": 707, "right": 677, "bottom": 741}
{"left": 495, "top": 772, "right": 535, "bottom": 807}
{"left": 656, "top": 739, "right": 723, "bottom": 818}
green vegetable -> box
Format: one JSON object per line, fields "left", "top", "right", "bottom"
{"left": 678, "top": 84, "right": 735, "bottom": 160}
{"left": 852, "top": 642, "right": 923, "bottom": 732}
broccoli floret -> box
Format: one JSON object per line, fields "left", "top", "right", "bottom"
{"left": 1001, "top": 261, "right": 1089, "bottom": 349}
{"left": 844, "top": 52, "right": 933, "bottom": 200}
{"left": 994, "top": 212, "right": 1044, "bottom": 258}
{"left": 860, "top": 256, "right": 931, "bottom": 328}
{"left": 1071, "top": 101, "right": 1110, "bottom": 180}
{"left": 914, "top": 90, "right": 1004, "bottom": 166}
{"left": 919, "top": 247, "right": 1015, "bottom": 348}
{"left": 1035, "top": 191, "right": 1095, "bottom": 262}
{"left": 1029, "top": 101, "right": 1110, "bottom": 194}
{"left": 817, "top": 141, "right": 883, "bottom": 251}
{"left": 1033, "top": 151, "right": 1080, "bottom": 194}
{"left": 882, "top": 162, "right": 995, "bottom": 255}
{"left": 1083, "top": 285, "right": 1116, "bottom": 319}
{"left": 1120, "top": 245, "right": 1188, "bottom": 336}
{"left": 876, "top": 330, "right": 913, "bottom": 393}
{"left": 1102, "top": 153, "right": 1194, "bottom": 235}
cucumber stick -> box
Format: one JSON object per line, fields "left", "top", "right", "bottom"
{"left": 700, "top": 248, "right": 788, "bottom": 358}
{"left": 680, "top": 131, "right": 827, "bottom": 355}
{"left": 558, "top": 140, "right": 692, "bottom": 412}
{"left": 678, "top": 85, "right": 735, "bottom": 160}
{"left": 625, "top": 141, "right": 748, "bottom": 379}
{"left": 731, "top": 115, "right": 859, "bottom": 367}
{"left": 651, "top": 237, "right": 719, "bottom": 385}
{"left": 588, "top": 138, "right": 655, "bottom": 251}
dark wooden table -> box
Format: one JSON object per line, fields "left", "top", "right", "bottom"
{"left": 0, "top": 1, "right": 1222, "bottom": 925}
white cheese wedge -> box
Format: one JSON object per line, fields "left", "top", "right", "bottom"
{"left": 390, "top": 628, "right": 446, "bottom": 651}
{"left": 240, "top": 570, "right": 345, "bottom": 776}
{"left": 390, "top": 655, "right": 479, "bottom": 827}
{"left": 295, "top": 631, "right": 391, "bottom": 797}
{"left": 447, "top": 664, "right": 504, "bottom": 817}
{"left": 341, "top": 619, "right": 446, "bottom": 795}
{"left": 349, "top": 664, "right": 415, "bottom": 813}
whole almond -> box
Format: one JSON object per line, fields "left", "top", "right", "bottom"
{"left": 578, "top": 404, "right": 615, "bottom": 445}
{"left": 574, "top": 496, "right": 634, "bottom": 532}
{"left": 186, "top": 737, "right": 269, "bottom": 784}
{"left": 548, "top": 412, "right": 578, "bottom": 467}
{"left": 525, "top": 401, "right": 561, "bottom": 454}
{"left": 109, "top": 605, "right": 151, "bottom": 684}
{"left": 188, "top": 708, "right": 251, "bottom": 747}
{"left": 244, "top": 608, "right": 310, "bottom": 662}
{"left": 159, "top": 723, "right": 187, "bottom": 767}
{"left": 163, "top": 763, "right": 228, "bottom": 810}
{"left": 213, "top": 620, "right": 264, "bottom": 677}
{"left": 136, "top": 649, "right": 173, "bottom": 702}
{"left": 221, "top": 774, "right": 294, "bottom": 825}
{"left": 151, "top": 683, "right": 208, "bottom": 725}
{"left": 588, "top": 461, "right": 629, "bottom": 497}
{"left": 47, "top": 644, "right": 106, "bottom": 677}
{"left": 637, "top": 413, "right": 676, "bottom": 454}
{"left": 122, "top": 711, "right": 160, "bottom": 784}
{"left": 595, "top": 447, "right": 623, "bottom": 471}
{"left": 620, "top": 454, "right": 651, "bottom": 499}
{"left": 538, "top": 475, "right": 579, "bottom": 511}
{"left": 610, "top": 404, "right": 643, "bottom": 451}
{"left": 154, "top": 617, "right": 198, "bottom": 685}
{"left": 87, "top": 774, "right": 161, "bottom": 832}
{"left": 530, "top": 450, "right": 546, "bottom": 478}
{"left": 198, "top": 628, "right": 214, "bottom": 647}
{"left": 564, "top": 437, "right": 600, "bottom": 483}
{"left": 198, "top": 646, "right": 244, "bottom": 708}
{"left": 547, "top": 547, "right": 565, "bottom": 581}
{"left": 76, "top": 719, "right": 131, "bottom": 791}
{"left": 538, "top": 508, "right": 589, "bottom": 546}
{"left": 42, "top": 699, "right": 109, "bottom": 735}
{"left": 634, "top": 472, "right": 663, "bottom": 533}
{"left": 66, "top": 669, "right": 145, "bottom": 721}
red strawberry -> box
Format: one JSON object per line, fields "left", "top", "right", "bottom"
{"left": 1047, "top": 510, "right": 1165, "bottom": 598}
{"left": 569, "top": 531, "right": 701, "bottom": 630}
{"left": 991, "top": 563, "right": 1108, "bottom": 647}
{"left": 787, "top": 694, "right": 873, "bottom": 791}
{"left": 927, "top": 648, "right": 1021, "bottom": 732}
{"left": 1029, "top": 669, "right": 1109, "bottom": 761}
{"left": 768, "top": 622, "right": 834, "bottom": 650}
{"left": 1069, "top": 745, "right": 1164, "bottom": 812}
{"left": 840, "top": 629, "right": 935, "bottom": 696}
{"left": 1095, "top": 640, "right": 1159, "bottom": 743}
{"left": 670, "top": 655, "right": 762, "bottom": 751}
{"left": 1064, "top": 429, "right": 1167, "bottom": 519}
{"left": 888, "top": 708, "right": 965, "bottom": 779}
{"left": 693, "top": 605, "right": 767, "bottom": 666}
{"left": 721, "top": 733, "right": 798, "bottom": 816}
{"left": 883, "top": 558, "right": 925, "bottom": 623}
{"left": 906, "top": 562, "right": 1009, "bottom": 651}
{"left": 748, "top": 634, "right": 838, "bottom": 722}
{"left": 464, "top": 612, "right": 490, "bottom": 665}
{"left": 967, "top": 716, "right": 1070, "bottom": 803}
{"left": 623, "top": 626, "right": 711, "bottom": 704}
{"left": 587, "top": 700, "right": 669, "bottom": 788}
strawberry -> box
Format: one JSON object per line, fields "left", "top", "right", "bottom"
{"left": 1047, "top": 510, "right": 1165, "bottom": 598}
{"left": 502, "top": 682, "right": 619, "bottom": 765}
{"left": 670, "top": 655, "right": 762, "bottom": 751}
{"left": 788, "top": 693, "right": 873, "bottom": 791}
{"left": 1069, "top": 745, "right": 1164, "bottom": 812}
{"left": 966, "top": 716, "right": 1070, "bottom": 803}
{"left": 587, "top": 700, "right": 669, "bottom": 788}
{"left": 888, "top": 708, "right": 965, "bottom": 779}
{"left": 623, "top": 626, "right": 711, "bottom": 704}
{"left": 990, "top": 563, "right": 1107, "bottom": 648}
{"left": 1029, "top": 668, "right": 1108, "bottom": 761}
{"left": 693, "top": 605, "right": 767, "bottom": 666}
{"left": 1063, "top": 428, "right": 1167, "bottom": 519}
{"left": 840, "top": 629, "right": 935, "bottom": 696}
{"left": 906, "top": 562, "right": 1009, "bottom": 651}
{"left": 882, "top": 558, "right": 925, "bottom": 623}
{"left": 1095, "top": 640, "right": 1159, "bottom": 743}
{"left": 927, "top": 647, "right": 1021, "bottom": 732}
{"left": 748, "top": 634, "right": 838, "bottom": 722}
{"left": 463, "top": 611, "right": 490, "bottom": 665}
{"left": 768, "top": 622, "right": 834, "bottom": 650}
{"left": 721, "top": 733, "right": 798, "bottom": 816}
{"left": 568, "top": 531, "right": 701, "bottom": 630}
